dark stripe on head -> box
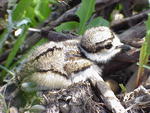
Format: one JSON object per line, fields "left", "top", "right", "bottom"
{"left": 80, "top": 32, "right": 115, "bottom": 53}
{"left": 80, "top": 40, "right": 112, "bottom": 53}
{"left": 95, "top": 31, "right": 115, "bottom": 45}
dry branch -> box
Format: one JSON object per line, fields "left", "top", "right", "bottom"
{"left": 122, "top": 86, "right": 150, "bottom": 112}
{"left": 95, "top": 0, "right": 120, "bottom": 12}
{"left": 119, "top": 22, "right": 146, "bottom": 48}
{"left": 95, "top": 80, "right": 126, "bottom": 113}
{"left": 111, "top": 9, "right": 150, "bottom": 32}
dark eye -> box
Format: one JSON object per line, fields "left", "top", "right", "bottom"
{"left": 105, "top": 44, "right": 112, "bottom": 49}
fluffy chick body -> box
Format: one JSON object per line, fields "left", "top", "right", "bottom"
{"left": 17, "top": 26, "right": 123, "bottom": 91}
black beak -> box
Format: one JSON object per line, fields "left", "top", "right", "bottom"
{"left": 117, "top": 44, "right": 131, "bottom": 52}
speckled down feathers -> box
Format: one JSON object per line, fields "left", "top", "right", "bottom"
{"left": 17, "top": 26, "right": 123, "bottom": 91}
{"left": 81, "top": 26, "right": 114, "bottom": 53}
{"left": 18, "top": 39, "right": 95, "bottom": 90}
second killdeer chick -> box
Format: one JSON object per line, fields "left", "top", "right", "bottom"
{"left": 17, "top": 26, "right": 129, "bottom": 91}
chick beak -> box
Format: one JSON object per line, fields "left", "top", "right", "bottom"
{"left": 117, "top": 44, "right": 131, "bottom": 52}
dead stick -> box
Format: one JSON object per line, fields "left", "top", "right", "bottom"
{"left": 91, "top": 77, "right": 126, "bottom": 113}
{"left": 111, "top": 9, "right": 150, "bottom": 31}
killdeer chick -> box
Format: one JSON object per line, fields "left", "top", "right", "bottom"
{"left": 18, "top": 26, "right": 128, "bottom": 91}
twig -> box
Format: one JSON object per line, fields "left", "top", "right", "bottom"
{"left": 95, "top": 0, "right": 120, "bottom": 12}
{"left": 119, "top": 22, "right": 146, "bottom": 48}
{"left": 93, "top": 78, "right": 126, "bottom": 113}
{"left": 111, "top": 9, "right": 150, "bottom": 32}
{"left": 123, "top": 85, "right": 150, "bottom": 112}
{"left": 44, "top": 5, "right": 79, "bottom": 29}
{"left": 28, "top": 28, "right": 41, "bottom": 32}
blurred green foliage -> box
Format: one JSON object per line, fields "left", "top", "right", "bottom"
{"left": 136, "top": 14, "right": 150, "bottom": 86}
{"left": 0, "top": 0, "right": 51, "bottom": 82}
{"left": 76, "top": 0, "right": 96, "bottom": 34}
{"left": 55, "top": 0, "right": 109, "bottom": 34}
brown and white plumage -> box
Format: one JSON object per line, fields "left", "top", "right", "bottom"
{"left": 18, "top": 26, "right": 125, "bottom": 91}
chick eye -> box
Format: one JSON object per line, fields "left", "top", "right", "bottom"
{"left": 105, "top": 44, "right": 112, "bottom": 49}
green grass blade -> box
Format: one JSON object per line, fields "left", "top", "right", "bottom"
{"left": 34, "top": 0, "right": 51, "bottom": 21}
{"left": 12, "top": 0, "right": 32, "bottom": 21}
{"left": 136, "top": 14, "right": 150, "bottom": 87}
{"left": 143, "top": 65, "right": 150, "bottom": 70}
{"left": 76, "top": 0, "right": 95, "bottom": 34}
{"left": 0, "top": 26, "right": 28, "bottom": 82}
{"left": 86, "top": 17, "right": 109, "bottom": 30}
{"left": 0, "top": 29, "right": 9, "bottom": 50}
{"left": 55, "top": 21, "right": 79, "bottom": 32}
{"left": 0, "top": 65, "right": 15, "bottom": 77}
{"left": 5, "top": 27, "right": 28, "bottom": 68}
